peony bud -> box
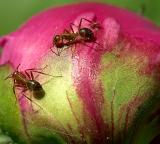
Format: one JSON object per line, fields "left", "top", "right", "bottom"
{"left": 0, "top": 2, "right": 160, "bottom": 144}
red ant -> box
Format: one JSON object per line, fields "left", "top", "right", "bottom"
{"left": 50, "top": 18, "right": 102, "bottom": 56}
{"left": 5, "top": 64, "right": 62, "bottom": 109}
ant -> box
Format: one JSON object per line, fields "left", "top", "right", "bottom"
{"left": 50, "top": 18, "right": 102, "bottom": 56}
{"left": 5, "top": 64, "right": 61, "bottom": 109}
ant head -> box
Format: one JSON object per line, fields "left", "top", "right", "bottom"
{"left": 79, "top": 28, "right": 95, "bottom": 42}
{"left": 12, "top": 64, "right": 21, "bottom": 77}
{"left": 53, "top": 35, "right": 61, "bottom": 43}
{"left": 53, "top": 35, "right": 64, "bottom": 48}
{"left": 12, "top": 70, "right": 20, "bottom": 77}
{"left": 5, "top": 64, "right": 21, "bottom": 80}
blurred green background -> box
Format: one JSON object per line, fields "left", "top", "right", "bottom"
{"left": 0, "top": 0, "right": 160, "bottom": 36}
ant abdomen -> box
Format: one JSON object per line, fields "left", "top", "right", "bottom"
{"left": 33, "top": 89, "right": 45, "bottom": 100}
{"left": 26, "top": 80, "right": 45, "bottom": 100}
{"left": 79, "top": 28, "right": 95, "bottom": 42}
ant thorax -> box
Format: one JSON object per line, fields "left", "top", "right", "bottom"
{"left": 26, "top": 80, "right": 45, "bottom": 100}
{"left": 62, "top": 33, "right": 77, "bottom": 43}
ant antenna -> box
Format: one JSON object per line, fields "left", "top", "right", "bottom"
{"left": 4, "top": 64, "right": 21, "bottom": 80}
{"left": 16, "top": 64, "right": 21, "bottom": 70}
{"left": 4, "top": 73, "right": 12, "bottom": 80}
{"left": 50, "top": 47, "right": 61, "bottom": 56}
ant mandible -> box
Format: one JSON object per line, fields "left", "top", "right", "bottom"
{"left": 50, "top": 18, "right": 101, "bottom": 56}
{"left": 5, "top": 64, "right": 61, "bottom": 108}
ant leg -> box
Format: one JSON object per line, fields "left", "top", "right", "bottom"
{"left": 25, "top": 69, "right": 39, "bottom": 80}
{"left": 40, "top": 72, "right": 62, "bottom": 86}
{"left": 15, "top": 64, "right": 21, "bottom": 71}
{"left": 33, "top": 73, "right": 39, "bottom": 80}
{"left": 79, "top": 18, "right": 100, "bottom": 29}
{"left": 28, "top": 70, "right": 62, "bottom": 78}
{"left": 56, "top": 48, "right": 62, "bottom": 56}
{"left": 51, "top": 46, "right": 70, "bottom": 56}
{"left": 81, "top": 42, "right": 103, "bottom": 52}
{"left": 78, "top": 18, "right": 92, "bottom": 30}
{"left": 81, "top": 18, "right": 93, "bottom": 23}
{"left": 23, "top": 94, "right": 33, "bottom": 110}
{"left": 71, "top": 18, "right": 93, "bottom": 32}
{"left": 25, "top": 67, "right": 62, "bottom": 80}
{"left": 21, "top": 88, "right": 28, "bottom": 96}
{"left": 25, "top": 65, "right": 48, "bottom": 72}
{"left": 13, "top": 80, "right": 18, "bottom": 103}
{"left": 12, "top": 86, "right": 17, "bottom": 103}
{"left": 30, "top": 71, "right": 34, "bottom": 80}
{"left": 81, "top": 42, "right": 92, "bottom": 48}
{"left": 94, "top": 41, "right": 104, "bottom": 51}
{"left": 24, "top": 70, "right": 32, "bottom": 79}
{"left": 78, "top": 18, "right": 82, "bottom": 29}
{"left": 25, "top": 65, "right": 48, "bottom": 80}
{"left": 20, "top": 88, "right": 34, "bottom": 111}
{"left": 25, "top": 70, "right": 40, "bottom": 81}
{"left": 59, "top": 46, "right": 70, "bottom": 54}
{"left": 50, "top": 47, "right": 61, "bottom": 56}
{"left": 13, "top": 84, "right": 27, "bottom": 104}
{"left": 69, "top": 23, "right": 77, "bottom": 33}
{"left": 63, "top": 29, "right": 70, "bottom": 33}
{"left": 79, "top": 18, "right": 93, "bottom": 27}
{"left": 27, "top": 71, "right": 34, "bottom": 80}
{"left": 30, "top": 93, "right": 34, "bottom": 111}
{"left": 18, "top": 64, "right": 50, "bottom": 79}
{"left": 5, "top": 74, "right": 12, "bottom": 80}
{"left": 5, "top": 64, "right": 21, "bottom": 80}
{"left": 20, "top": 89, "right": 36, "bottom": 111}
{"left": 30, "top": 70, "right": 40, "bottom": 80}
{"left": 71, "top": 44, "right": 76, "bottom": 58}
{"left": 23, "top": 94, "right": 43, "bottom": 111}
